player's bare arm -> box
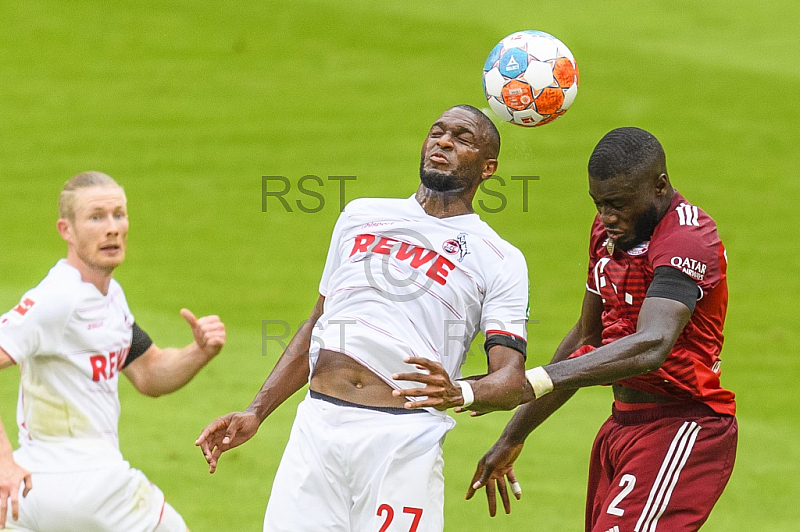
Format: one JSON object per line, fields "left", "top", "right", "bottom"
{"left": 467, "top": 290, "right": 604, "bottom": 516}
{"left": 469, "top": 293, "right": 692, "bottom": 517}
{"left": 544, "top": 296, "right": 691, "bottom": 391}
{"left": 0, "top": 348, "right": 33, "bottom": 529}
{"left": 195, "top": 295, "right": 324, "bottom": 474}
{"left": 391, "top": 340, "right": 525, "bottom": 412}
{"left": 122, "top": 309, "right": 225, "bottom": 397}
{"left": 0, "top": 349, "right": 14, "bottom": 372}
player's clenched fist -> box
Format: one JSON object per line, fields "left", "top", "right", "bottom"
{"left": 181, "top": 308, "right": 226, "bottom": 358}
{"left": 0, "top": 458, "right": 32, "bottom": 528}
{"left": 195, "top": 412, "right": 261, "bottom": 474}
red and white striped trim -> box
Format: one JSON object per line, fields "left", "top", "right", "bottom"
{"left": 485, "top": 329, "right": 526, "bottom": 343}
{"left": 481, "top": 238, "right": 505, "bottom": 259}
{"left": 635, "top": 421, "right": 702, "bottom": 531}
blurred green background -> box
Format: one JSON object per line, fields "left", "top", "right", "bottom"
{"left": 1, "top": 0, "right": 797, "bottom": 530}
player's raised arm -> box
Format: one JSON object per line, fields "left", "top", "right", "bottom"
{"left": 469, "top": 278, "right": 695, "bottom": 516}
{"left": 195, "top": 295, "right": 324, "bottom": 474}
{"left": 122, "top": 309, "right": 226, "bottom": 397}
{"left": 466, "top": 290, "right": 603, "bottom": 516}
{"left": 543, "top": 295, "right": 691, "bottom": 391}
{"left": 0, "top": 348, "right": 33, "bottom": 529}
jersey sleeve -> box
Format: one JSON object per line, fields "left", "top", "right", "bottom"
{"left": 480, "top": 246, "right": 529, "bottom": 344}
{"left": 318, "top": 207, "right": 351, "bottom": 297}
{"left": 648, "top": 201, "right": 724, "bottom": 294}
{"left": 0, "top": 290, "right": 71, "bottom": 363}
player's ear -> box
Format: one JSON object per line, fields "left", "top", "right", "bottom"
{"left": 57, "top": 218, "right": 74, "bottom": 243}
{"left": 654, "top": 173, "right": 670, "bottom": 197}
{"left": 481, "top": 158, "right": 498, "bottom": 180}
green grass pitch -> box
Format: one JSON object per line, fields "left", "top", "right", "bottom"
{"left": 1, "top": 1, "right": 798, "bottom": 530}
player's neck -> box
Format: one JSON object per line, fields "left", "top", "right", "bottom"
{"left": 65, "top": 256, "right": 115, "bottom": 295}
{"left": 415, "top": 186, "right": 476, "bottom": 218}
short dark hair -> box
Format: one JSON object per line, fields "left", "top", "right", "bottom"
{"left": 451, "top": 104, "right": 501, "bottom": 158}
{"left": 588, "top": 127, "right": 666, "bottom": 181}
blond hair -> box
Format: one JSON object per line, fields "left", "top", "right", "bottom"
{"left": 58, "top": 171, "right": 123, "bottom": 220}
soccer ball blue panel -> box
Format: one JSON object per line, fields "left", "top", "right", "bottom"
{"left": 483, "top": 30, "right": 579, "bottom": 127}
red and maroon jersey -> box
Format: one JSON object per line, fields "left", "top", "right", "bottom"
{"left": 584, "top": 192, "right": 735, "bottom": 415}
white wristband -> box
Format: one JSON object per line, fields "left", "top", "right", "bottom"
{"left": 455, "top": 380, "right": 474, "bottom": 408}
{"left": 525, "top": 366, "right": 554, "bottom": 399}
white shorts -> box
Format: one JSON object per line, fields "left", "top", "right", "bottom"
{"left": 264, "top": 393, "right": 455, "bottom": 532}
{"left": 5, "top": 455, "right": 187, "bottom": 532}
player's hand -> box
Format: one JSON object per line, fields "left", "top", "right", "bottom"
{"left": 0, "top": 458, "right": 32, "bottom": 528}
{"left": 195, "top": 411, "right": 260, "bottom": 474}
{"left": 181, "top": 309, "right": 226, "bottom": 359}
{"left": 391, "top": 356, "right": 463, "bottom": 411}
{"left": 453, "top": 406, "right": 488, "bottom": 417}
{"left": 465, "top": 438, "right": 525, "bottom": 517}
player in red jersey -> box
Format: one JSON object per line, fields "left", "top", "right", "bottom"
{"left": 466, "top": 127, "right": 737, "bottom": 531}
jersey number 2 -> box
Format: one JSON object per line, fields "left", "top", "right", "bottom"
{"left": 377, "top": 504, "right": 423, "bottom": 532}
{"left": 606, "top": 474, "right": 636, "bottom": 517}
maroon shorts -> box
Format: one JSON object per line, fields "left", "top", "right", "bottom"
{"left": 586, "top": 403, "right": 737, "bottom": 532}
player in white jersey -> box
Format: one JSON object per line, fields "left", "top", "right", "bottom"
{"left": 0, "top": 172, "right": 226, "bottom": 532}
{"left": 196, "top": 105, "right": 530, "bottom": 531}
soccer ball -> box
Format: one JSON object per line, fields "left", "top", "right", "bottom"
{"left": 483, "top": 30, "right": 579, "bottom": 127}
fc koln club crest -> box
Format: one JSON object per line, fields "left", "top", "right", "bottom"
{"left": 442, "top": 233, "right": 470, "bottom": 263}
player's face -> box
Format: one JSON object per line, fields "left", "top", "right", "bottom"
{"left": 63, "top": 186, "right": 129, "bottom": 273}
{"left": 589, "top": 175, "right": 661, "bottom": 251}
{"left": 419, "top": 108, "right": 495, "bottom": 193}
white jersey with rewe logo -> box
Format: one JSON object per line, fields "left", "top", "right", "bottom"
{"left": 0, "top": 259, "right": 133, "bottom": 472}
{"left": 312, "top": 196, "right": 529, "bottom": 405}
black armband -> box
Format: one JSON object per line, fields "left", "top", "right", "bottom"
{"left": 646, "top": 266, "right": 701, "bottom": 313}
{"left": 123, "top": 322, "right": 154, "bottom": 368}
{"left": 484, "top": 333, "right": 527, "bottom": 361}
